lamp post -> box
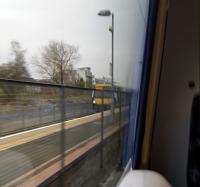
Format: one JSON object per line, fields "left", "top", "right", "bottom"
{"left": 98, "top": 10, "right": 115, "bottom": 121}
{"left": 97, "top": 9, "right": 114, "bottom": 89}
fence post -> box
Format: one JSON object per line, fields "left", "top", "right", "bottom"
{"left": 119, "top": 91, "right": 123, "bottom": 170}
{"left": 53, "top": 104, "right": 56, "bottom": 121}
{"left": 128, "top": 93, "right": 131, "bottom": 124}
{"left": 111, "top": 91, "right": 114, "bottom": 124}
{"left": 100, "top": 90, "right": 104, "bottom": 168}
{"left": 60, "top": 86, "right": 66, "bottom": 186}
{"left": 22, "top": 101, "right": 25, "bottom": 130}
{"left": 39, "top": 104, "right": 42, "bottom": 125}
{"left": 119, "top": 91, "right": 122, "bottom": 128}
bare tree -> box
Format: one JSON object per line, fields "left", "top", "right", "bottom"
{"left": 0, "top": 40, "right": 30, "bottom": 100}
{"left": 9, "top": 40, "right": 30, "bottom": 79}
{"left": 0, "top": 40, "right": 30, "bottom": 80}
{"left": 35, "top": 40, "right": 80, "bottom": 84}
{"left": 10, "top": 40, "right": 25, "bottom": 63}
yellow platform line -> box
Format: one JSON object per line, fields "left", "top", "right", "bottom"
{"left": 4, "top": 124, "right": 125, "bottom": 187}
{"left": 0, "top": 108, "right": 126, "bottom": 151}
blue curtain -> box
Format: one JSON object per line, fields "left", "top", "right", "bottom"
{"left": 122, "top": 0, "right": 159, "bottom": 169}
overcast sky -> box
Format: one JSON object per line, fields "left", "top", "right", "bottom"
{"left": 0, "top": 0, "right": 149, "bottom": 88}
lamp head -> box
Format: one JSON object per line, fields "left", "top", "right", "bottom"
{"left": 98, "top": 10, "right": 111, "bottom": 16}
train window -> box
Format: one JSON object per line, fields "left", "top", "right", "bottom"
{"left": 0, "top": 0, "right": 150, "bottom": 186}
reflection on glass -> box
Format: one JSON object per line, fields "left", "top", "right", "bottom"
{"left": 0, "top": 0, "right": 149, "bottom": 186}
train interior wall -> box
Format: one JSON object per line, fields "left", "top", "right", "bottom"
{"left": 150, "top": 0, "right": 199, "bottom": 187}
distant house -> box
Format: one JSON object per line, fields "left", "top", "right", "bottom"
{"left": 36, "top": 67, "right": 94, "bottom": 88}
{"left": 95, "top": 77, "right": 112, "bottom": 84}
{"left": 76, "top": 67, "right": 93, "bottom": 88}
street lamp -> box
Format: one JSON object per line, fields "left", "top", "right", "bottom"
{"left": 97, "top": 9, "right": 114, "bottom": 89}
{"left": 98, "top": 9, "right": 115, "bottom": 121}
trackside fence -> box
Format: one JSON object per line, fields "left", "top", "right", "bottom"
{"left": 0, "top": 78, "right": 131, "bottom": 186}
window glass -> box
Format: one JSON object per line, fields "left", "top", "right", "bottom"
{"left": 0, "top": 0, "right": 149, "bottom": 186}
